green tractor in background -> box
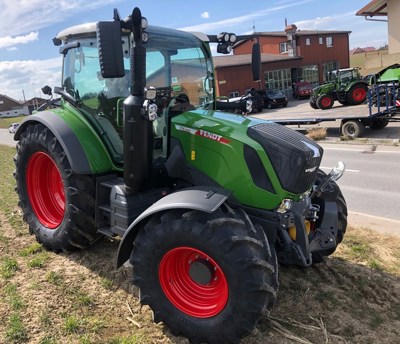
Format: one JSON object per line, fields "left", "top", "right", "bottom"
{"left": 13, "top": 6, "right": 347, "bottom": 344}
{"left": 310, "top": 68, "right": 369, "bottom": 110}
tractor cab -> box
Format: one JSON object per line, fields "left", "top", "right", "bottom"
{"left": 329, "top": 68, "right": 361, "bottom": 85}
{"left": 57, "top": 25, "right": 214, "bottom": 163}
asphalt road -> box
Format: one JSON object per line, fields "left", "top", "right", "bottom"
{"left": 0, "top": 129, "right": 17, "bottom": 147}
{"left": 319, "top": 143, "right": 400, "bottom": 236}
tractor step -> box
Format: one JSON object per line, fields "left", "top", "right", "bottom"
{"left": 95, "top": 175, "right": 169, "bottom": 237}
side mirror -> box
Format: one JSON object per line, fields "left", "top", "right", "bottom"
{"left": 252, "top": 42, "right": 261, "bottom": 82}
{"left": 41, "top": 85, "right": 52, "bottom": 96}
{"left": 97, "top": 21, "right": 125, "bottom": 78}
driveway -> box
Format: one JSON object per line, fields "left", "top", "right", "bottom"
{"left": 252, "top": 99, "right": 400, "bottom": 141}
{"left": 0, "top": 129, "right": 17, "bottom": 147}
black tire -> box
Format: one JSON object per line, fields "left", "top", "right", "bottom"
{"left": 341, "top": 120, "right": 365, "bottom": 139}
{"left": 347, "top": 83, "right": 368, "bottom": 105}
{"left": 14, "top": 123, "right": 98, "bottom": 252}
{"left": 130, "top": 206, "right": 278, "bottom": 344}
{"left": 309, "top": 99, "right": 318, "bottom": 109}
{"left": 310, "top": 170, "right": 348, "bottom": 262}
{"left": 370, "top": 117, "right": 389, "bottom": 130}
{"left": 316, "top": 94, "right": 334, "bottom": 110}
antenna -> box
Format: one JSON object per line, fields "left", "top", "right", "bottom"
{"left": 252, "top": 21, "right": 256, "bottom": 33}
{"left": 285, "top": 17, "right": 288, "bottom": 27}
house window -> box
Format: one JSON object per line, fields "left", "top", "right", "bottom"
{"left": 326, "top": 36, "right": 333, "bottom": 48}
{"left": 280, "top": 42, "right": 288, "bottom": 53}
{"left": 305, "top": 38, "right": 311, "bottom": 46}
{"left": 228, "top": 91, "right": 239, "bottom": 98}
{"left": 319, "top": 37, "right": 324, "bottom": 45}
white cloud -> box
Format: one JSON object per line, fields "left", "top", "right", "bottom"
{"left": 0, "top": 32, "right": 38, "bottom": 49}
{"left": 0, "top": 57, "right": 62, "bottom": 101}
{"left": 179, "top": 0, "right": 314, "bottom": 32}
{"left": 0, "top": 0, "right": 120, "bottom": 37}
{"left": 201, "top": 12, "right": 210, "bottom": 19}
{"left": 7, "top": 47, "right": 18, "bottom": 51}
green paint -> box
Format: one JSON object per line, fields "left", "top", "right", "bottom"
{"left": 172, "top": 109, "right": 298, "bottom": 210}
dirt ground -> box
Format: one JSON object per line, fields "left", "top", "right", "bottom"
{"left": 1, "top": 207, "right": 400, "bottom": 344}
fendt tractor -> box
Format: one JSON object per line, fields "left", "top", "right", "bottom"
{"left": 310, "top": 67, "right": 369, "bottom": 110}
{"left": 13, "top": 7, "right": 347, "bottom": 344}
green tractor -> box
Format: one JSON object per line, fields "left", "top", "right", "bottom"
{"left": 13, "top": 7, "right": 347, "bottom": 344}
{"left": 310, "top": 68, "right": 369, "bottom": 110}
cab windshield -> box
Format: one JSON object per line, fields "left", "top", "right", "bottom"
{"left": 62, "top": 29, "right": 213, "bottom": 163}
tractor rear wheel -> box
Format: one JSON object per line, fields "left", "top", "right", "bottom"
{"left": 316, "top": 94, "right": 334, "bottom": 110}
{"left": 130, "top": 206, "right": 278, "bottom": 344}
{"left": 310, "top": 170, "right": 348, "bottom": 263}
{"left": 14, "top": 124, "right": 98, "bottom": 252}
{"left": 347, "top": 83, "right": 368, "bottom": 105}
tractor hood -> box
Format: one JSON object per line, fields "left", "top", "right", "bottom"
{"left": 170, "top": 109, "right": 323, "bottom": 209}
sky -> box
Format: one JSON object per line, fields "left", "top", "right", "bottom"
{"left": 0, "top": 0, "right": 388, "bottom": 101}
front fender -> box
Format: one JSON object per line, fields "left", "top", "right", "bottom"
{"left": 15, "top": 112, "right": 92, "bottom": 174}
{"left": 116, "top": 187, "right": 231, "bottom": 268}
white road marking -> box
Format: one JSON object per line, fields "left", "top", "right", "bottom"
{"left": 322, "top": 146, "right": 400, "bottom": 154}
{"left": 320, "top": 166, "right": 360, "bottom": 173}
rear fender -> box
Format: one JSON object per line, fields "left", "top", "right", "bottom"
{"left": 345, "top": 80, "right": 368, "bottom": 92}
{"left": 15, "top": 112, "right": 91, "bottom": 174}
{"left": 116, "top": 187, "right": 231, "bottom": 268}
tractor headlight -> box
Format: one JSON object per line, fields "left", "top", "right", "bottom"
{"left": 147, "top": 103, "right": 158, "bottom": 121}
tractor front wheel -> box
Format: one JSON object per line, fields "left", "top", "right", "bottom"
{"left": 14, "top": 124, "right": 98, "bottom": 252}
{"left": 316, "top": 95, "right": 334, "bottom": 110}
{"left": 130, "top": 206, "right": 278, "bottom": 344}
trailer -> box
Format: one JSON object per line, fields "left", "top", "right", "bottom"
{"left": 260, "top": 83, "right": 400, "bottom": 139}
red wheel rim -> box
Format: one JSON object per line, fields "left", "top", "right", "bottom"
{"left": 321, "top": 97, "right": 332, "bottom": 108}
{"left": 352, "top": 88, "right": 366, "bottom": 102}
{"left": 26, "top": 152, "right": 65, "bottom": 229}
{"left": 159, "top": 247, "right": 228, "bottom": 318}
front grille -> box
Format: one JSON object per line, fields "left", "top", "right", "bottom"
{"left": 248, "top": 123, "right": 323, "bottom": 194}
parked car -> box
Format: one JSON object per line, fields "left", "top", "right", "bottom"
{"left": 8, "top": 123, "right": 20, "bottom": 133}
{"left": 257, "top": 89, "right": 288, "bottom": 109}
{"left": 293, "top": 82, "right": 313, "bottom": 99}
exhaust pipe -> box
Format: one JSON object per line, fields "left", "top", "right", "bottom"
{"left": 123, "top": 8, "right": 153, "bottom": 194}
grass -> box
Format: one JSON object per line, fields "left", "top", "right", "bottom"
{"left": 306, "top": 127, "right": 327, "bottom": 141}
{"left": 4, "top": 283, "right": 26, "bottom": 311}
{"left": 1, "top": 256, "right": 19, "bottom": 279}
{"left": 64, "top": 315, "right": 82, "bottom": 334}
{"left": 27, "top": 252, "right": 50, "bottom": 269}
{"left": 5, "top": 313, "right": 28, "bottom": 343}
{"left": 45, "top": 271, "right": 64, "bottom": 285}
{"left": 0, "top": 116, "right": 26, "bottom": 129}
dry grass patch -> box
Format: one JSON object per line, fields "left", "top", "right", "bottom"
{"left": 306, "top": 127, "right": 327, "bottom": 141}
